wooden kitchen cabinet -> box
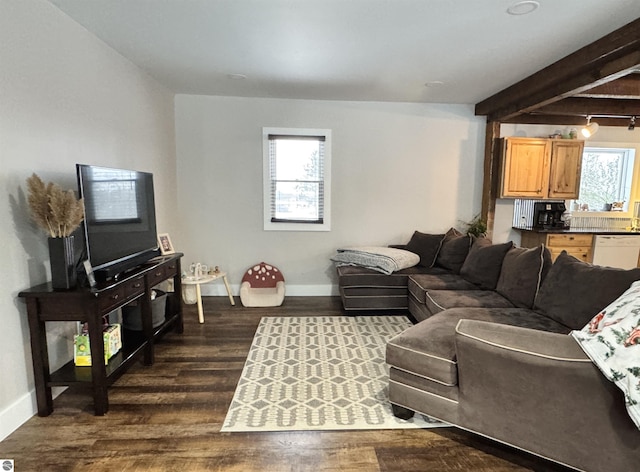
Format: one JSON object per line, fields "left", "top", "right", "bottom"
{"left": 521, "top": 232, "right": 593, "bottom": 263}
{"left": 500, "top": 138, "right": 549, "bottom": 198}
{"left": 499, "top": 138, "right": 584, "bottom": 199}
{"left": 548, "top": 140, "right": 584, "bottom": 198}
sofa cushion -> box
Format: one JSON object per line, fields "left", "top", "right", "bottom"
{"left": 331, "top": 246, "right": 419, "bottom": 274}
{"left": 435, "top": 228, "right": 472, "bottom": 274}
{"left": 408, "top": 274, "right": 479, "bottom": 304}
{"left": 424, "top": 290, "right": 515, "bottom": 315}
{"left": 496, "top": 245, "right": 553, "bottom": 309}
{"left": 405, "top": 231, "right": 445, "bottom": 268}
{"left": 386, "top": 307, "right": 570, "bottom": 386}
{"left": 534, "top": 251, "right": 640, "bottom": 330}
{"left": 460, "top": 238, "right": 514, "bottom": 289}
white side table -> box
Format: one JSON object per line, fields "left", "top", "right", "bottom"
{"left": 182, "top": 271, "right": 235, "bottom": 323}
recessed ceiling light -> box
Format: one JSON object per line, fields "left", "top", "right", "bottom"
{"left": 424, "top": 81, "right": 444, "bottom": 87}
{"left": 507, "top": 1, "right": 540, "bottom": 15}
{"left": 227, "top": 73, "right": 247, "bottom": 80}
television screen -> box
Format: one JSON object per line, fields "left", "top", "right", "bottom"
{"left": 77, "top": 164, "right": 159, "bottom": 280}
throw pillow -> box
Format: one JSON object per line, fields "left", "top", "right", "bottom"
{"left": 436, "top": 228, "right": 472, "bottom": 274}
{"left": 534, "top": 251, "right": 640, "bottom": 330}
{"left": 496, "top": 245, "right": 553, "bottom": 309}
{"left": 404, "top": 231, "right": 445, "bottom": 268}
{"left": 460, "top": 237, "right": 514, "bottom": 290}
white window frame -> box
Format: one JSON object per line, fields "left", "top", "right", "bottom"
{"left": 572, "top": 146, "right": 636, "bottom": 213}
{"left": 263, "top": 127, "right": 332, "bottom": 231}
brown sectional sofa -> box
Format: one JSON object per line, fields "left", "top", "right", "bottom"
{"left": 333, "top": 229, "right": 640, "bottom": 471}
{"left": 386, "top": 237, "right": 640, "bottom": 472}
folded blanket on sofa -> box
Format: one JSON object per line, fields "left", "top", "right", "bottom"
{"left": 571, "top": 280, "right": 640, "bottom": 429}
{"left": 331, "top": 246, "right": 419, "bottom": 275}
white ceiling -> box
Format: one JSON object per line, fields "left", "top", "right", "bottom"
{"left": 48, "top": 0, "right": 640, "bottom": 104}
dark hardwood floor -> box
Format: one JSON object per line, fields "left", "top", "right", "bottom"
{"left": 0, "top": 296, "right": 572, "bottom": 471}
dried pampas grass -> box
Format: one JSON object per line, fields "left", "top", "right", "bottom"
{"left": 26, "top": 173, "right": 84, "bottom": 238}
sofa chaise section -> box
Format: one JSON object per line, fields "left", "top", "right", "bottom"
{"left": 386, "top": 307, "right": 570, "bottom": 424}
{"left": 455, "top": 320, "right": 640, "bottom": 472}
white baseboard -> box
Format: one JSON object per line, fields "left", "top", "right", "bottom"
{"left": 0, "top": 391, "right": 36, "bottom": 442}
{"left": 0, "top": 387, "right": 66, "bottom": 442}
{"left": 199, "top": 283, "right": 339, "bottom": 297}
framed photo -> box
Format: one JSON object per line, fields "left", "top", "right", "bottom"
{"left": 158, "top": 233, "right": 175, "bottom": 255}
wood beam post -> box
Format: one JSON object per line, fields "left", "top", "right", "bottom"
{"left": 481, "top": 121, "right": 501, "bottom": 239}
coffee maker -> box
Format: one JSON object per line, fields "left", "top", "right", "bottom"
{"left": 533, "top": 202, "right": 567, "bottom": 229}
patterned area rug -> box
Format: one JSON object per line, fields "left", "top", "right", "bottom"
{"left": 221, "top": 315, "right": 445, "bottom": 432}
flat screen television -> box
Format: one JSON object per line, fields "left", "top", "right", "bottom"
{"left": 76, "top": 164, "right": 159, "bottom": 282}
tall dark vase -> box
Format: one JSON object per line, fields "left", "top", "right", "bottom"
{"left": 48, "top": 236, "right": 77, "bottom": 290}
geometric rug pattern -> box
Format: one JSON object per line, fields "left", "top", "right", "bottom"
{"left": 221, "top": 316, "right": 446, "bottom": 432}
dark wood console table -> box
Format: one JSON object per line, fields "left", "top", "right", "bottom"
{"left": 19, "top": 253, "right": 183, "bottom": 416}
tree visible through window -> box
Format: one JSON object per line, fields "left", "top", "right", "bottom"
{"left": 263, "top": 128, "right": 332, "bottom": 231}
{"left": 575, "top": 147, "right": 635, "bottom": 212}
{"left": 269, "top": 135, "right": 324, "bottom": 222}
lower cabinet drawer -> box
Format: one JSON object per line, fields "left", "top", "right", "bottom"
{"left": 147, "top": 266, "right": 167, "bottom": 287}
{"left": 98, "top": 286, "right": 126, "bottom": 313}
{"left": 124, "top": 276, "right": 145, "bottom": 299}
{"left": 549, "top": 248, "right": 592, "bottom": 263}
{"left": 164, "top": 261, "right": 178, "bottom": 278}
{"left": 547, "top": 234, "right": 593, "bottom": 247}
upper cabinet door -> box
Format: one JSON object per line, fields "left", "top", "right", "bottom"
{"left": 548, "top": 140, "right": 584, "bottom": 199}
{"left": 500, "top": 138, "right": 550, "bottom": 198}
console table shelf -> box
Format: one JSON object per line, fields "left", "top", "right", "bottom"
{"left": 48, "top": 335, "right": 147, "bottom": 385}
{"left": 19, "top": 253, "right": 183, "bottom": 416}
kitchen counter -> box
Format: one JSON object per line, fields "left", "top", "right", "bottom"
{"left": 516, "top": 227, "right": 640, "bottom": 266}
{"left": 513, "top": 226, "right": 640, "bottom": 235}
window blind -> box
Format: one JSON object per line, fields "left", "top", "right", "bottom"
{"left": 268, "top": 134, "right": 325, "bottom": 224}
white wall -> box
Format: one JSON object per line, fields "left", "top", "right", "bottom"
{"left": 175, "top": 95, "right": 486, "bottom": 295}
{"left": 497, "top": 123, "right": 640, "bottom": 245}
{"left": 0, "top": 1, "right": 177, "bottom": 440}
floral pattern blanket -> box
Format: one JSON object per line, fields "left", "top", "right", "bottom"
{"left": 571, "top": 280, "right": 640, "bottom": 429}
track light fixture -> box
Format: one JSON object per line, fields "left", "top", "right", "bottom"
{"left": 581, "top": 115, "right": 599, "bottom": 138}
{"left": 629, "top": 116, "right": 636, "bottom": 131}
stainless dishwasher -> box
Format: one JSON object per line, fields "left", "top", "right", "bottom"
{"left": 592, "top": 235, "right": 640, "bottom": 269}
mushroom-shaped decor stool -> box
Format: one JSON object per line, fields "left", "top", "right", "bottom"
{"left": 239, "top": 262, "right": 285, "bottom": 307}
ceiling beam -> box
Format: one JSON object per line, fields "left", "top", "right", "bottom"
{"left": 475, "top": 18, "right": 640, "bottom": 122}
{"left": 533, "top": 97, "right": 640, "bottom": 117}
{"left": 500, "top": 114, "right": 633, "bottom": 127}
{"left": 576, "top": 74, "right": 640, "bottom": 98}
